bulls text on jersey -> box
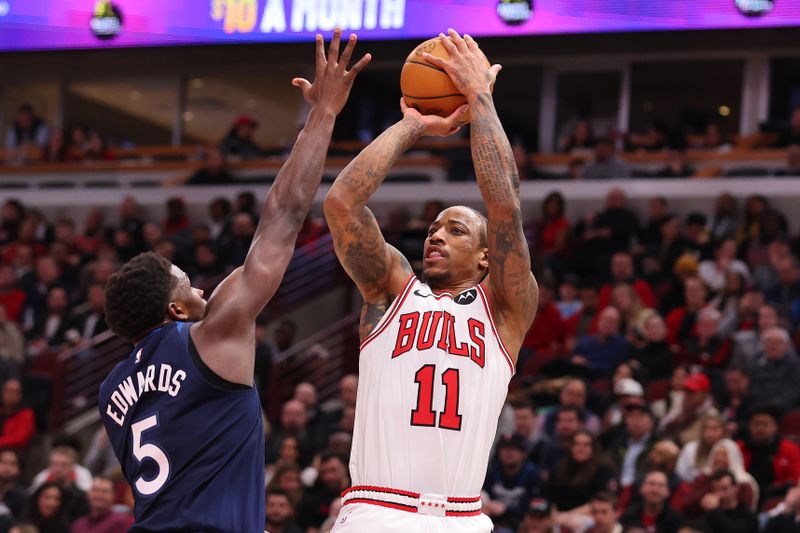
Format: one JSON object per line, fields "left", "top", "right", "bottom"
{"left": 105, "top": 363, "right": 187, "bottom": 427}
{"left": 391, "top": 310, "right": 486, "bottom": 368}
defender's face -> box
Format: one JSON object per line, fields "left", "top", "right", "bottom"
{"left": 422, "top": 207, "right": 487, "bottom": 286}
{"left": 171, "top": 266, "right": 206, "bottom": 321}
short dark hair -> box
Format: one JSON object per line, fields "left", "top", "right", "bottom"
{"left": 105, "top": 252, "right": 177, "bottom": 341}
{"left": 710, "top": 469, "right": 735, "bottom": 485}
{"left": 267, "top": 488, "right": 293, "bottom": 503}
{"left": 748, "top": 403, "right": 782, "bottom": 423}
{"left": 592, "top": 491, "right": 617, "bottom": 508}
{"left": 557, "top": 406, "right": 581, "bottom": 420}
{"left": 512, "top": 400, "right": 536, "bottom": 413}
{"left": 319, "top": 452, "right": 347, "bottom": 466}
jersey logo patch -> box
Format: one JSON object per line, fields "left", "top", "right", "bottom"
{"left": 135, "top": 349, "right": 142, "bottom": 364}
{"left": 454, "top": 289, "right": 477, "bottom": 305}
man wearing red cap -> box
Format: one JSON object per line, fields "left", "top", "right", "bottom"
{"left": 658, "top": 373, "right": 715, "bottom": 445}
{"left": 220, "top": 114, "right": 264, "bottom": 159}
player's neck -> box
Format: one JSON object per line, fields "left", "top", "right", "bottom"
{"left": 425, "top": 278, "right": 480, "bottom": 295}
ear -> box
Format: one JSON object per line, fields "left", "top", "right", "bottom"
{"left": 167, "top": 301, "right": 189, "bottom": 322}
{"left": 479, "top": 247, "right": 490, "bottom": 271}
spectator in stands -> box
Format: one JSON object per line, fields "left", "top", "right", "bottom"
{"left": 776, "top": 107, "right": 800, "bottom": 148}
{"left": 620, "top": 471, "right": 683, "bottom": 533}
{"left": 629, "top": 313, "right": 674, "bottom": 382}
{"left": 765, "top": 256, "right": 800, "bottom": 328}
{"left": 777, "top": 144, "right": 800, "bottom": 176}
{"left": 23, "top": 256, "right": 63, "bottom": 321}
{"left": 84, "top": 131, "right": 114, "bottom": 162}
{"left": 639, "top": 197, "right": 671, "bottom": 249}
{"left": 517, "top": 498, "right": 562, "bottom": 533}
{"left": 0, "top": 199, "right": 25, "bottom": 246}
{"left": 562, "top": 119, "right": 596, "bottom": 153}
{"left": 654, "top": 149, "right": 693, "bottom": 178}
{"left": 581, "top": 138, "right": 631, "bottom": 180}
{"left": 65, "top": 284, "right": 107, "bottom": 344}
{"left": 27, "top": 287, "right": 71, "bottom": 352}
{"left": 185, "top": 146, "right": 233, "bottom": 186}
{"left": 0, "top": 267, "right": 25, "bottom": 323}
{"left": 548, "top": 430, "right": 615, "bottom": 515}
{"left": 298, "top": 453, "right": 349, "bottom": 530}
{"left": 44, "top": 127, "right": 66, "bottom": 162}
{"left": 0, "top": 450, "right": 26, "bottom": 519}
{"left": 571, "top": 307, "right": 630, "bottom": 378}
{"left": 699, "top": 239, "right": 751, "bottom": 293}
{"left": 538, "top": 379, "right": 602, "bottom": 439}
{"left": 220, "top": 115, "right": 263, "bottom": 160}
{"left": 754, "top": 239, "right": 792, "bottom": 292}
{"left": 267, "top": 464, "right": 304, "bottom": 508}
{"left": 718, "top": 364, "right": 756, "bottom": 439}
{"left": 266, "top": 400, "right": 314, "bottom": 467}
{"left": 4, "top": 104, "right": 48, "bottom": 164}
{"left": 0, "top": 307, "right": 24, "bottom": 368}
{"left": 750, "top": 328, "right": 800, "bottom": 410}
{"left": 532, "top": 192, "right": 571, "bottom": 267}
{"left": 683, "top": 213, "right": 711, "bottom": 259}
{"left": 763, "top": 482, "right": 800, "bottom": 532}
{"left": 31, "top": 442, "right": 93, "bottom": 494}
{"left": 568, "top": 158, "right": 585, "bottom": 180}
{"left": 265, "top": 489, "right": 303, "bottom": 533}
{"left": 523, "top": 283, "right": 566, "bottom": 360}
{"left": 0, "top": 379, "right": 34, "bottom": 450}
{"left": 675, "top": 412, "right": 726, "bottom": 483}
{"left": 540, "top": 407, "right": 584, "bottom": 475}
{"left": 737, "top": 404, "right": 800, "bottom": 498}
{"left": 684, "top": 439, "right": 758, "bottom": 515}
{"left": 117, "top": 197, "right": 144, "bottom": 250}
{"left": 586, "top": 492, "right": 621, "bottom": 533}
{"left": 598, "top": 253, "right": 657, "bottom": 311}
{"left": 732, "top": 302, "right": 781, "bottom": 363}
{"left": 565, "top": 282, "right": 600, "bottom": 342}
{"left": 699, "top": 123, "right": 732, "bottom": 152}
{"left": 25, "top": 483, "right": 71, "bottom": 533}
{"left": 483, "top": 433, "right": 543, "bottom": 530}
{"left": 576, "top": 189, "right": 641, "bottom": 274}
{"left": 218, "top": 212, "right": 255, "bottom": 267}
{"left": 69, "top": 476, "right": 133, "bottom": 533}
{"left": 556, "top": 275, "right": 582, "bottom": 321}
{"left": 207, "top": 198, "right": 232, "bottom": 242}
{"left": 681, "top": 308, "right": 731, "bottom": 370}
{"left": 63, "top": 125, "right": 88, "bottom": 162}
{"left": 605, "top": 404, "right": 657, "bottom": 493}
{"left": 707, "top": 193, "right": 739, "bottom": 242}
{"left": 162, "top": 197, "right": 189, "bottom": 239}
{"left": 83, "top": 429, "right": 118, "bottom": 478}
{"left": 659, "top": 373, "right": 715, "bottom": 445}
{"left": 604, "top": 377, "right": 645, "bottom": 430}
{"left": 627, "top": 121, "right": 669, "bottom": 152}
{"left": 665, "top": 277, "right": 708, "bottom": 348}
{"left": 694, "top": 470, "right": 757, "bottom": 533}
{"left": 512, "top": 402, "right": 545, "bottom": 461}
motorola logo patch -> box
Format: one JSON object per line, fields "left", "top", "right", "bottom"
{"left": 455, "top": 289, "right": 477, "bottom": 305}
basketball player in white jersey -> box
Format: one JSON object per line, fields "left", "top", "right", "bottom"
{"left": 323, "top": 30, "right": 539, "bottom": 532}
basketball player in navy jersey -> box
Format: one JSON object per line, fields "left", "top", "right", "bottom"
{"left": 98, "top": 29, "right": 370, "bottom": 532}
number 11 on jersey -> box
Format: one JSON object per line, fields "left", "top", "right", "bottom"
{"left": 410, "top": 365, "right": 462, "bottom": 431}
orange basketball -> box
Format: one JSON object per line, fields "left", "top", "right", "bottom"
{"left": 400, "top": 37, "right": 491, "bottom": 122}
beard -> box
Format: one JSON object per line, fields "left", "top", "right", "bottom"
{"left": 421, "top": 269, "right": 451, "bottom": 286}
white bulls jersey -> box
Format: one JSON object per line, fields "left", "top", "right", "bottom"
{"left": 350, "top": 275, "right": 515, "bottom": 497}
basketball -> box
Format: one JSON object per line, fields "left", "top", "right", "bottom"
{"left": 400, "top": 37, "right": 491, "bottom": 121}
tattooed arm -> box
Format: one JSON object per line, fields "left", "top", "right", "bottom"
{"left": 324, "top": 101, "right": 467, "bottom": 341}
{"left": 424, "top": 31, "right": 538, "bottom": 358}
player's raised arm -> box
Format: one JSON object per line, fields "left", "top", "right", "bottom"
{"left": 193, "top": 29, "right": 370, "bottom": 383}
{"left": 323, "top": 100, "right": 466, "bottom": 340}
{"left": 423, "top": 30, "right": 538, "bottom": 354}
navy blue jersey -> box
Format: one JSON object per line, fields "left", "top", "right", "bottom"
{"left": 99, "top": 322, "right": 265, "bottom": 532}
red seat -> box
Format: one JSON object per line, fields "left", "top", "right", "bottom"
{"left": 781, "top": 410, "right": 800, "bottom": 438}
{"left": 646, "top": 379, "right": 670, "bottom": 402}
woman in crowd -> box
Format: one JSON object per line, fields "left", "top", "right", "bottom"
{"left": 25, "top": 482, "right": 70, "bottom": 533}
{"left": 675, "top": 412, "right": 727, "bottom": 483}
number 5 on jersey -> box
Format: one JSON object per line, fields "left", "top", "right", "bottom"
{"left": 410, "top": 365, "right": 462, "bottom": 431}
{"left": 131, "top": 414, "right": 170, "bottom": 495}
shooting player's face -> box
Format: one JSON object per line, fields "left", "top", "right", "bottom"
{"left": 422, "top": 207, "right": 488, "bottom": 286}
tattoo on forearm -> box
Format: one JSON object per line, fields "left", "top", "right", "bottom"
{"left": 470, "top": 93, "right": 537, "bottom": 327}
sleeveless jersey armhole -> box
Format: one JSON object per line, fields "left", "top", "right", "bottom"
{"left": 359, "top": 275, "right": 417, "bottom": 351}
{"left": 185, "top": 324, "right": 252, "bottom": 392}
{"left": 476, "top": 283, "right": 516, "bottom": 375}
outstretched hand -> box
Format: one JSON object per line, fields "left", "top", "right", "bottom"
{"left": 421, "top": 29, "right": 501, "bottom": 101}
{"left": 292, "top": 28, "right": 372, "bottom": 116}
{"left": 400, "top": 98, "right": 467, "bottom": 137}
